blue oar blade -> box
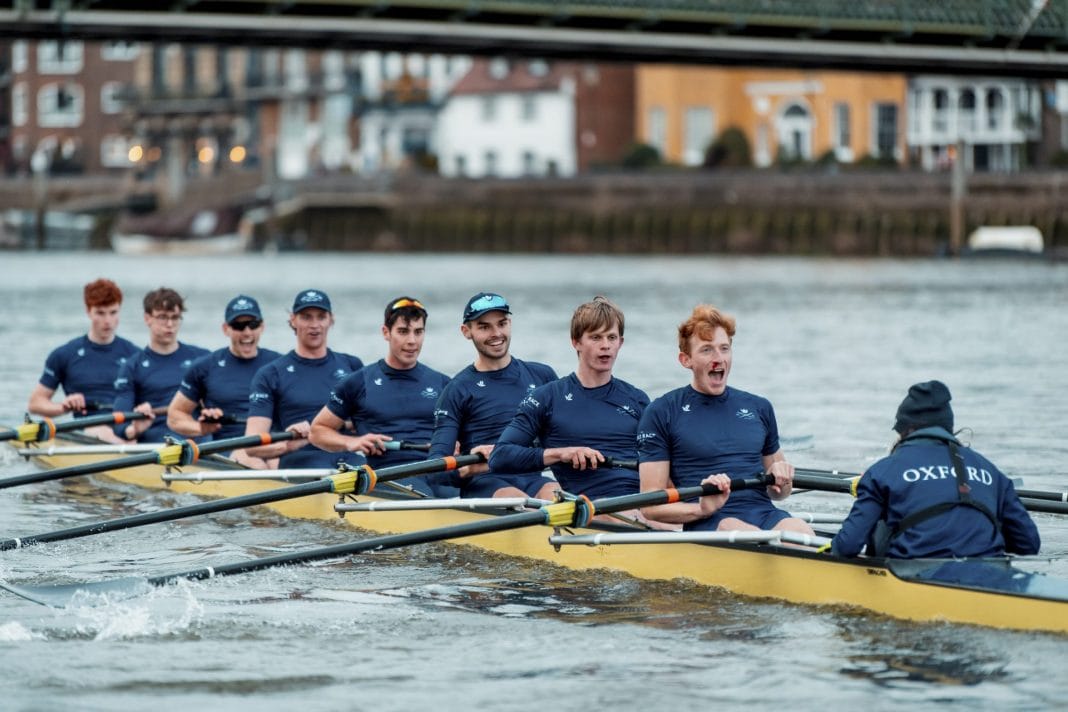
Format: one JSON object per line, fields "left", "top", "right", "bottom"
{"left": 0, "top": 576, "right": 153, "bottom": 608}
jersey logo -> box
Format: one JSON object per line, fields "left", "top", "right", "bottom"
{"left": 681, "top": 404, "right": 691, "bottom": 412}
{"left": 637, "top": 431, "right": 657, "bottom": 444}
{"left": 182, "top": 360, "right": 193, "bottom": 368}
{"left": 76, "top": 348, "right": 85, "bottom": 357}
{"left": 180, "top": 379, "right": 192, "bottom": 389}
{"left": 286, "top": 365, "right": 296, "bottom": 373}
{"left": 528, "top": 383, "right": 536, "bottom": 390}
{"left": 250, "top": 392, "right": 269, "bottom": 403}
{"left": 218, "top": 359, "right": 226, "bottom": 367}
{"left": 476, "top": 380, "right": 486, "bottom": 388}
{"left": 118, "top": 357, "right": 127, "bottom": 365}
{"left": 141, "top": 359, "right": 150, "bottom": 368}
{"left": 330, "top": 392, "right": 343, "bottom": 405}
{"left": 421, "top": 387, "right": 439, "bottom": 399}
{"left": 520, "top": 394, "right": 539, "bottom": 409}
{"left": 334, "top": 369, "right": 347, "bottom": 379}
{"left": 374, "top": 377, "right": 383, "bottom": 386}
{"left": 564, "top": 393, "right": 573, "bottom": 401}
{"left": 735, "top": 408, "right": 756, "bottom": 421}
{"left": 617, "top": 404, "right": 635, "bottom": 416}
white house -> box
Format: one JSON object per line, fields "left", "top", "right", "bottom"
{"left": 907, "top": 76, "right": 1041, "bottom": 172}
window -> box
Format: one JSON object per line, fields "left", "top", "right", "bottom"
{"left": 521, "top": 95, "right": 537, "bottom": 122}
{"left": 481, "top": 96, "right": 497, "bottom": 122}
{"left": 986, "top": 88, "right": 1004, "bottom": 131}
{"left": 101, "top": 41, "right": 140, "bottom": 61}
{"left": 647, "top": 106, "right": 667, "bottom": 154}
{"left": 101, "top": 82, "right": 125, "bottom": 114}
{"left": 932, "top": 89, "right": 949, "bottom": 134}
{"left": 778, "top": 103, "right": 812, "bottom": 161}
{"left": 489, "top": 58, "right": 509, "bottom": 80}
{"left": 873, "top": 103, "right": 898, "bottom": 160}
{"left": 101, "top": 135, "right": 133, "bottom": 167}
{"left": 959, "top": 89, "right": 977, "bottom": 133}
{"left": 37, "top": 40, "right": 83, "bottom": 74}
{"left": 522, "top": 150, "right": 537, "bottom": 175}
{"left": 12, "top": 83, "right": 28, "bottom": 127}
{"left": 322, "top": 51, "right": 347, "bottom": 91}
{"left": 284, "top": 49, "right": 307, "bottom": 91}
{"left": 384, "top": 52, "right": 404, "bottom": 81}
{"left": 12, "top": 40, "right": 27, "bottom": 73}
{"left": 682, "top": 107, "right": 714, "bottom": 166}
{"left": 528, "top": 60, "right": 549, "bottom": 77}
{"left": 907, "top": 89, "right": 921, "bottom": 134}
{"left": 484, "top": 150, "right": 497, "bottom": 176}
{"left": 455, "top": 154, "right": 467, "bottom": 176}
{"left": 38, "top": 83, "right": 84, "bottom": 127}
{"left": 833, "top": 102, "right": 850, "bottom": 159}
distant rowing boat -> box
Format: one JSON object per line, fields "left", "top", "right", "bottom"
{"left": 7, "top": 430, "right": 1068, "bottom": 634}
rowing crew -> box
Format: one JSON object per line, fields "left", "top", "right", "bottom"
{"left": 27, "top": 281, "right": 1040, "bottom": 563}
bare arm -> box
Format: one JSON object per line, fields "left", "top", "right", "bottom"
{"left": 639, "top": 461, "right": 730, "bottom": 524}
{"left": 762, "top": 449, "right": 794, "bottom": 501}
{"left": 309, "top": 406, "right": 391, "bottom": 456}
{"left": 166, "top": 391, "right": 221, "bottom": 438}
{"left": 243, "top": 415, "right": 305, "bottom": 458}
{"left": 27, "top": 383, "right": 83, "bottom": 417}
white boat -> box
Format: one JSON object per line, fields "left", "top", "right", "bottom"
{"left": 110, "top": 204, "right": 254, "bottom": 255}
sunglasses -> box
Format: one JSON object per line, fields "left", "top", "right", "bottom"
{"left": 229, "top": 318, "right": 263, "bottom": 331}
{"left": 389, "top": 298, "right": 426, "bottom": 312}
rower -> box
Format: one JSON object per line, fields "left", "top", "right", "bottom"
{"left": 167, "top": 294, "right": 281, "bottom": 468}
{"left": 26, "top": 278, "right": 139, "bottom": 443}
{"left": 636, "top": 304, "right": 814, "bottom": 534}
{"left": 112, "top": 287, "right": 209, "bottom": 443}
{"left": 429, "top": 291, "right": 558, "bottom": 500}
{"left": 309, "top": 296, "right": 455, "bottom": 496}
{"left": 831, "top": 380, "right": 1040, "bottom": 559}
{"left": 242, "top": 289, "right": 365, "bottom": 469}
{"left": 491, "top": 297, "right": 677, "bottom": 526}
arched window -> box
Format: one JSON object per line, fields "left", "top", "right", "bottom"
{"left": 777, "top": 102, "right": 812, "bottom": 161}
{"left": 986, "top": 88, "right": 1004, "bottom": 131}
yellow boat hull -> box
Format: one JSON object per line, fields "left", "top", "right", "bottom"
{"left": 9, "top": 435, "right": 1068, "bottom": 634}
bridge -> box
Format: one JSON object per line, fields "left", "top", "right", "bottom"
{"left": 2, "top": 1, "right": 1068, "bottom": 77}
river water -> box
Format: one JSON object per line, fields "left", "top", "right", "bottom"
{"left": 1, "top": 252, "right": 1067, "bottom": 710}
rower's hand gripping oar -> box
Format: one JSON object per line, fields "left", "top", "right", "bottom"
{"left": 0, "top": 474, "right": 770, "bottom": 608}
{"left": 0, "top": 453, "right": 484, "bottom": 552}
{"left": 1, "top": 407, "right": 167, "bottom": 443}
{"left": 0, "top": 431, "right": 297, "bottom": 490}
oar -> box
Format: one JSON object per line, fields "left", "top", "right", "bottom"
{"left": 0, "top": 453, "right": 485, "bottom": 552}
{"left": 0, "top": 432, "right": 297, "bottom": 490}
{"left": 0, "top": 474, "right": 770, "bottom": 608}
{"left": 797, "top": 467, "right": 1068, "bottom": 503}
{"left": 792, "top": 472, "right": 1068, "bottom": 515}
{"left": 0, "top": 407, "right": 167, "bottom": 443}
{"left": 383, "top": 441, "right": 430, "bottom": 452}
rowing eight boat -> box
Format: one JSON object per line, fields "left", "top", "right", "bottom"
{"left": 6, "top": 431, "right": 1068, "bottom": 634}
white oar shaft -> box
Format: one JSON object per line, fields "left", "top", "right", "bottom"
{"left": 790, "top": 511, "right": 846, "bottom": 524}
{"left": 162, "top": 468, "right": 334, "bottom": 484}
{"left": 548, "top": 530, "right": 832, "bottom": 548}
{"left": 336, "top": 497, "right": 547, "bottom": 513}
{"left": 17, "top": 444, "right": 159, "bottom": 456}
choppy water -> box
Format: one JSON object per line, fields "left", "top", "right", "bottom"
{"left": 1, "top": 252, "right": 1067, "bottom": 710}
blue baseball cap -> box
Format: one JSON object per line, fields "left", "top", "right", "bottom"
{"left": 292, "top": 289, "right": 332, "bottom": 314}
{"left": 224, "top": 295, "right": 262, "bottom": 323}
{"left": 462, "top": 292, "right": 510, "bottom": 323}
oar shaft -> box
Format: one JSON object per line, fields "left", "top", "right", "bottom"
{"left": 1, "top": 453, "right": 485, "bottom": 551}
{"left": 1, "top": 409, "right": 163, "bottom": 443}
{"left": 1019, "top": 498, "right": 1068, "bottom": 515}
{"left": 0, "top": 431, "right": 297, "bottom": 489}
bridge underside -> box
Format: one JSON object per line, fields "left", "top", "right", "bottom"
{"left": 3, "top": 1, "right": 1068, "bottom": 76}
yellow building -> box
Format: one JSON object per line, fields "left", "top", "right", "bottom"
{"left": 636, "top": 67, "right": 907, "bottom": 167}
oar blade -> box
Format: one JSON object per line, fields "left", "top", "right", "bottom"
{"left": 0, "top": 576, "right": 154, "bottom": 608}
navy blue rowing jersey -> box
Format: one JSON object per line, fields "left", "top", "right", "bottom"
{"left": 637, "top": 385, "right": 782, "bottom": 529}
{"left": 492, "top": 373, "right": 649, "bottom": 498}
{"left": 248, "top": 349, "right": 364, "bottom": 468}
{"left": 832, "top": 427, "right": 1040, "bottom": 559}
{"left": 37, "top": 334, "right": 139, "bottom": 414}
{"left": 327, "top": 359, "right": 449, "bottom": 470}
{"left": 178, "top": 347, "right": 281, "bottom": 440}
{"left": 113, "top": 342, "right": 210, "bottom": 442}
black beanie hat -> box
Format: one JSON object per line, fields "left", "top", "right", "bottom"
{"left": 893, "top": 380, "right": 954, "bottom": 434}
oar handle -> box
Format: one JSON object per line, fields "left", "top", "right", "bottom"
{"left": 602, "top": 457, "right": 638, "bottom": 470}
{"left": 199, "top": 414, "right": 248, "bottom": 426}
{"left": 1, "top": 409, "right": 165, "bottom": 443}
{"left": 382, "top": 441, "right": 432, "bottom": 452}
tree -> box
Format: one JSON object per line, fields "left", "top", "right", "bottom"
{"left": 703, "top": 127, "right": 751, "bottom": 168}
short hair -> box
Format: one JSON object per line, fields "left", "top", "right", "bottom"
{"left": 570, "top": 296, "right": 624, "bottom": 342}
{"left": 84, "top": 278, "right": 122, "bottom": 309}
{"left": 384, "top": 296, "right": 428, "bottom": 329}
{"left": 677, "top": 304, "right": 736, "bottom": 354}
{"left": 143, "top": 287, "right": 185, "bottom": 314}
